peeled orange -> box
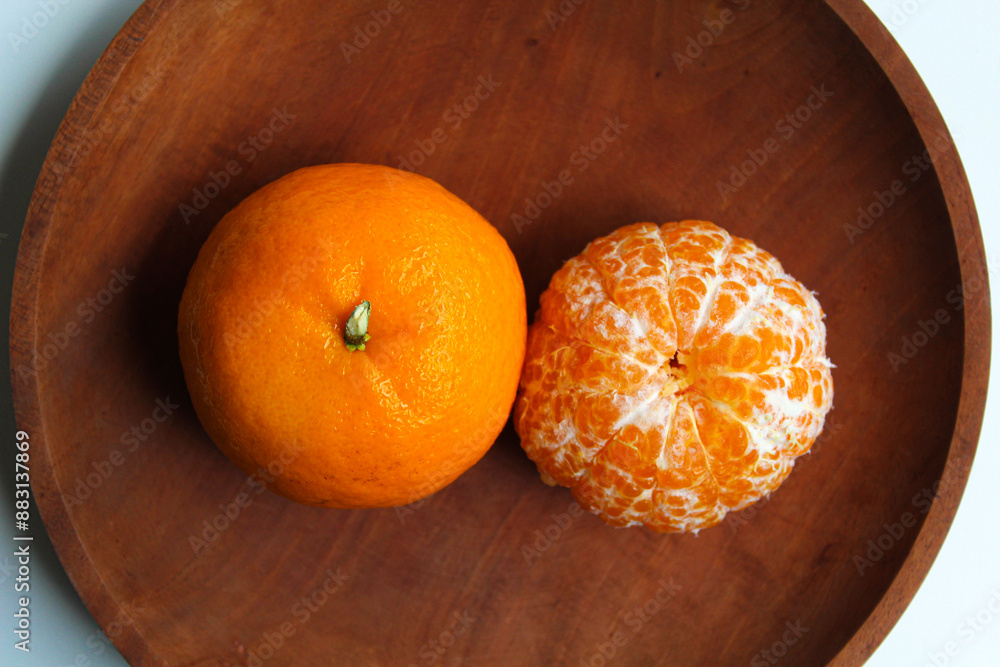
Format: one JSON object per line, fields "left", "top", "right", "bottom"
{"left": 178, "top": 164, "right": 526, "bottom": 508}
{"left": 515, "top": 220, "right": 833, "bottom": 532}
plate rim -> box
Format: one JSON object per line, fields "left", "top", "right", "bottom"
{"left": 8, "top": 1, "right": 989, "bottom": 665}
{"left": 822, "top": 1, "right": 990, "bottom": 664}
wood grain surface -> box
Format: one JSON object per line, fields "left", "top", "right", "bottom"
{"left": 9, "top": 0, "right": 988, "bottom": 665}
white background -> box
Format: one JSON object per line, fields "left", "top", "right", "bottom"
{"left": 0, "top": 1, "right": 996, "bottom": 665}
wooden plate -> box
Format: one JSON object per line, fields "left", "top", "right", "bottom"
{"left": 11, "top": 0, "right": 989, "bottom": 664}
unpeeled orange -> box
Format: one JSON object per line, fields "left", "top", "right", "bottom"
{"left": 515, "top": 220, "right": 833, "bottom": 532}
{"left": 178, "top": 164, "right": 526, "bottom": 508}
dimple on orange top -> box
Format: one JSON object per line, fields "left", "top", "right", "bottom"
{"left": 515, "top": 220, "right": 834, "bottom": 532}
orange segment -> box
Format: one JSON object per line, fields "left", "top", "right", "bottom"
{"left": 582, "top": 222, "right": 678, "bottom": 358}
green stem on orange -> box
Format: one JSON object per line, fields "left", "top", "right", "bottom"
{"left": 344, "top": 300, "right": 372, "bottom": 351}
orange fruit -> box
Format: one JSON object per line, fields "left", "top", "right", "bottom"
{"left": 515, "top": 220, "right": 833, "bottom": 532}
{"left": 178, "top": 164, "right": 526, "bottom": 508}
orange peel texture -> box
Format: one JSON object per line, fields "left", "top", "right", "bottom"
{"left": 178, "top": 164, "right": 526, "bottom": 508}
{"left": 515, "top": 221, "right": 834, "bottom": 532}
